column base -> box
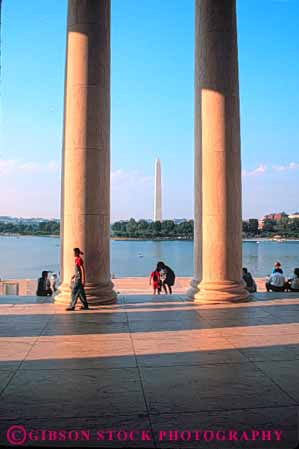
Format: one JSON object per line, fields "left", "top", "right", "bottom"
{"left": 190, "top": 280, "right": 250, "bottom": 304}
{"left": 55, "top": 281, "right": 117, "bottom": 306}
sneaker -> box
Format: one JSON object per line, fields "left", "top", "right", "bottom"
{"left": 80, "top": 306, "right": 89, "bottom": 310}
{"left": 65, "top": 307, "right": 75, "bottom": 311}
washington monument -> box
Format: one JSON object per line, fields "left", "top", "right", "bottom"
{"left": 154, "top": 158, "right": 162, "bottom": 222}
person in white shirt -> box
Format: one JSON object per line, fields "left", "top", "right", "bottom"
{"left": 266, "top": 268, "right": 286, "bottom": 292}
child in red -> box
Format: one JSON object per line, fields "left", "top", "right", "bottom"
{"left": 149, "top": 267, "right": 161, "bottom": 295}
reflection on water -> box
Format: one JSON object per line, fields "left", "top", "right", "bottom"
{"left": 1, "top": 236, "right": 299, "bottom": 279}
{"left": 152, "top": 241, "right": 163, "bottom": 262}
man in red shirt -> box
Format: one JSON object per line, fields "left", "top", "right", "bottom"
{"left": 66, "top": 247, "right": 89, "bottom": 311}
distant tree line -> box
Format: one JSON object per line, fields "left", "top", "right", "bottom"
{"left": 243, "top": 217, "right": 299, "bottom": 238}
{"left": 111, "top": 218, "right": 194, "bottom": 239}
{"left": 0, "top": 218, "right": 194, "bottom": 239}
{"left": 2, "top": 216, "right": 299, "bottom": 239}
{"left": 0, "top": 221, "right": 60, "bottom": 236}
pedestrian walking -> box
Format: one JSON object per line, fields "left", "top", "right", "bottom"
{"left": 66, "top": 247, "right": 89, "bottom": 311}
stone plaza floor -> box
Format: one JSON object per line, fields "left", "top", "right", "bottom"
{"left": 0, "top": 293, "right": 299, "bottom": 448}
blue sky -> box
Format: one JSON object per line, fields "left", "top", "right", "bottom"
{"left": 1, "top": 0, "right": 299, "bottom": 220}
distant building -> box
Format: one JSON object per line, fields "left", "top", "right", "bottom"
{"left": 264, "top": 212, "right": 288, "bottom": 222}
{"left": 258, "top": 212, "right": 289, "bottom": 230}
{"left": 289, "top": 213, "right": 299, "bottom": 221}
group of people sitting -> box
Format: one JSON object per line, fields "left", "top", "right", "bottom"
{"left": 265, "top": 261, "right": 299, "bottom": 292}
{"left": 242, "top": 261, "right": 299, "bottom": 293}
{"left": 149, "top": 261, "right": 176, "bottom": 295}
{"left": 36, "top": 260, "right": 299, "bottom": 297}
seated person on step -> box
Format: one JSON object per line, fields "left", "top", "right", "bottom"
{"left": 36, "top": 271, "right": 53, "bottom": 296}
{"left": 265, "top": 268, "right": 286, "bottom": 292}
{"left": 242, "top": 267, "right": 257, "bottom": 293}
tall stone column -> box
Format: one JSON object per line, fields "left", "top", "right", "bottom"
{"left": 190, "top": 0, "right": 248, "bottom": 303}
{"left": 56, "top": 0, "right": 116, "bottom": 305}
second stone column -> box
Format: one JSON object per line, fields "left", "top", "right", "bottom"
{"left": 191, "top": 0, "right": 249, "bottom": 303}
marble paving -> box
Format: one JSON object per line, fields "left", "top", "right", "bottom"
{"left": 0, "top": 293, "right": 298, "bottom": 447}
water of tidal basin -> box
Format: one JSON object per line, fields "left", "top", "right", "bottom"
{"left": 1, "top": 236, "right": 299, "bottom": 280}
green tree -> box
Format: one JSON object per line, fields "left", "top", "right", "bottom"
{"left": 137, "top": 220, "right": 148, "bottom": 231}
{"left": 276, "top": 215, "right": 289, "bottom": 234}
{"left": 161, "top": 220, "right": 175, "bottom": 234}
{"left": 289, "top": 219, "right": 299, "bottom": 233}
{"left": 153, "top": 221, "right": 161, "bottom": 233}
{"left": 248, "top": 219, "right": 259, "bottom": 235}
{"left": 126, "top": 218, "right": 136, "bottom": 237}
{"left": 111, "top": 222, "right": 121, "bottom": 232}
{"left": 263, "top": 219, "right": 275, "bottom": 232}
{"left": 242, "top": 221, "right": 249, "bottom": 233}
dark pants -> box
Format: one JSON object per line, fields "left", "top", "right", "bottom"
{"left": 158, "top": 281, "right": 162, "bottom": 294}
{"left": 246, "top": 286, "right": 257, "bottom": 293}
{"left": 266, "top": 282, "right": 285, "bottom": 292}
{"left": 37, "top": 289, "right": 53, "bottom": 297}
{"left": 162, "top": 281, "right": 173, "bottom": 294}
{"left": 70, "top": 281, "right": 88, "bottom": 308}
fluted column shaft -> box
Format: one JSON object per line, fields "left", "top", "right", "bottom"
{"left": 190, "top": 0, "right": 248, "bottom": 303}
{"left": 56, "top": 0, "right": 116, "bottom": 305}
